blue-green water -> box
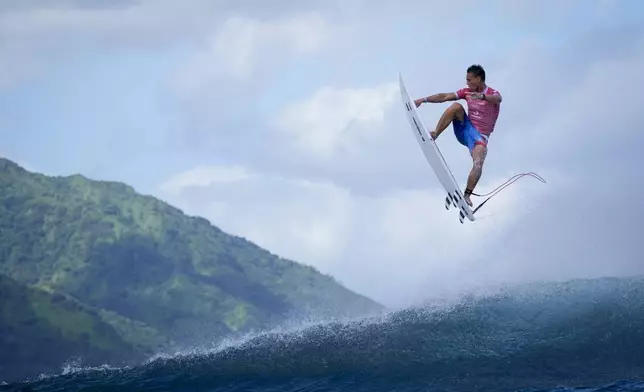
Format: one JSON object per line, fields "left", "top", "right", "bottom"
{"left": 3, "top": 277, "right": 644, "bottom": 391}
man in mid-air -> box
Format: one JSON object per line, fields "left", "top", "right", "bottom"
{"left": 414, "top": 64, "right": 502, "bottom": 207}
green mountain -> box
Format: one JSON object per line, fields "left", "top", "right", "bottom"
{"left": 0, "top": 273, "right": 148, "bottom": 380}
{"left": 0, "top": 157, "right": 383, "bottom": 382}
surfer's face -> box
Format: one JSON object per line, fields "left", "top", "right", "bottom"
{"left": 466, "top": 72, "right": 482, "bottom": 91}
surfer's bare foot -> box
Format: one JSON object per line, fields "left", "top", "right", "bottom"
{"left": 464, "top": 194, "right": 473, "bottom": 207}
{"left": 464, "top": 188, "right": 474, "bottom": 207}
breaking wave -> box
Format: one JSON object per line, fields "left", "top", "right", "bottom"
{"left": 3, "top": 276, "right": 644, "bottom": 392}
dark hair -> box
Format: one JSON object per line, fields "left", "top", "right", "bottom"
{"left": 467, "top": 64, "right": 485, "bottom": 82}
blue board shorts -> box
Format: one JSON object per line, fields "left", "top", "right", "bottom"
{"left": 453, "top": 113, "right": 488, "bottom": 153}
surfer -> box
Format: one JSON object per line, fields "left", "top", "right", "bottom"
{"left": 413, "top": 64, "right": 502, "bottom": 207}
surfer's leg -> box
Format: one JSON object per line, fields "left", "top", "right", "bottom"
{"left": 464, "top": 144, "right": 487, "bottom": 206}
{"left": 452, "top": 112, "right": 475, "bottom": 149}
{"left": 463, "top": 127, "right": 488, "bottom": 206}
{"left": 432, "top": 103, "right": 465, "bottom": 140}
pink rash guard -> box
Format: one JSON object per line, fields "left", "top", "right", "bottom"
{"left": 455, "top": 86, "right": 502, "bottom": 136}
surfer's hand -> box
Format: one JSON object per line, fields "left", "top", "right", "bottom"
{"left": 470, "top": 92, "right": 484, "bottom": 100}
{"left": 430, "top": 130, "right": 437, "bottom": 139}
{"left": 414, "top": 98, "right": 424, "bottom": 107}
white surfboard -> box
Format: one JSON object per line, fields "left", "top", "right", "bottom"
{"left": 399, "top": 73, "right": 475, "bottom": 223}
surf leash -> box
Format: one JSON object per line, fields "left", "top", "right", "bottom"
{"left": 471, "top": 172, "right": 547, "bottom": 214}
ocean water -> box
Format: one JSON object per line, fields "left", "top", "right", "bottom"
{"left": 2, "top": 277, "right": 644, "bottom": 392}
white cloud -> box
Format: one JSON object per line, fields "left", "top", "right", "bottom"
{"left": 173, "top": 11, "right": 334, "bottom": 92}
{"left": 163, "top": 7, "right": 368, "bottom": 153}
{"left": 272, "top": 83, "right": 398, "bottom": 161}
{"left": 0, "top": 0, "right": 220, "bottom": 44}
{"left": 0, "top": 0, "right": 223, "bottom": 87}
{"left": 158, "top": 159, "right": 541, "bottom": 308}
{"left": 159, "top": 165, "right": 251, "bottom": 196}
{"left": 493, "top": 30, "right": 644, "bottom": 155}
{"left": 160, "top": 166, "right": 355, "bottom": 268}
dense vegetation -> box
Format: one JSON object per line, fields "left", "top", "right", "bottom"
{"left": 0, "top": 274, "right": 142, "bottom": 379}
{"left": 0, "top": 157, "right": 382, "bottom": 382}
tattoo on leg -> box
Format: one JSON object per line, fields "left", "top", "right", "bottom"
{"left": 467, "top": 145, "right": 487, "bottom": 191}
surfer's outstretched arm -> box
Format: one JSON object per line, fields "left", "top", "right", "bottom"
{"left": 414, "top": 92, "right": 458, "bottom": 107}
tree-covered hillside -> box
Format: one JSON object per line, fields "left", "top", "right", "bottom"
{"left": 0, "top": 273, "right": 154, "bottom": 380}
{"left": 0, "top": 157, "right": 383, "bottom": 382}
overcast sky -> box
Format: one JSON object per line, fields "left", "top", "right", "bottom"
{"left": 2, "top": 0, "right": 643, "bottom": 309}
